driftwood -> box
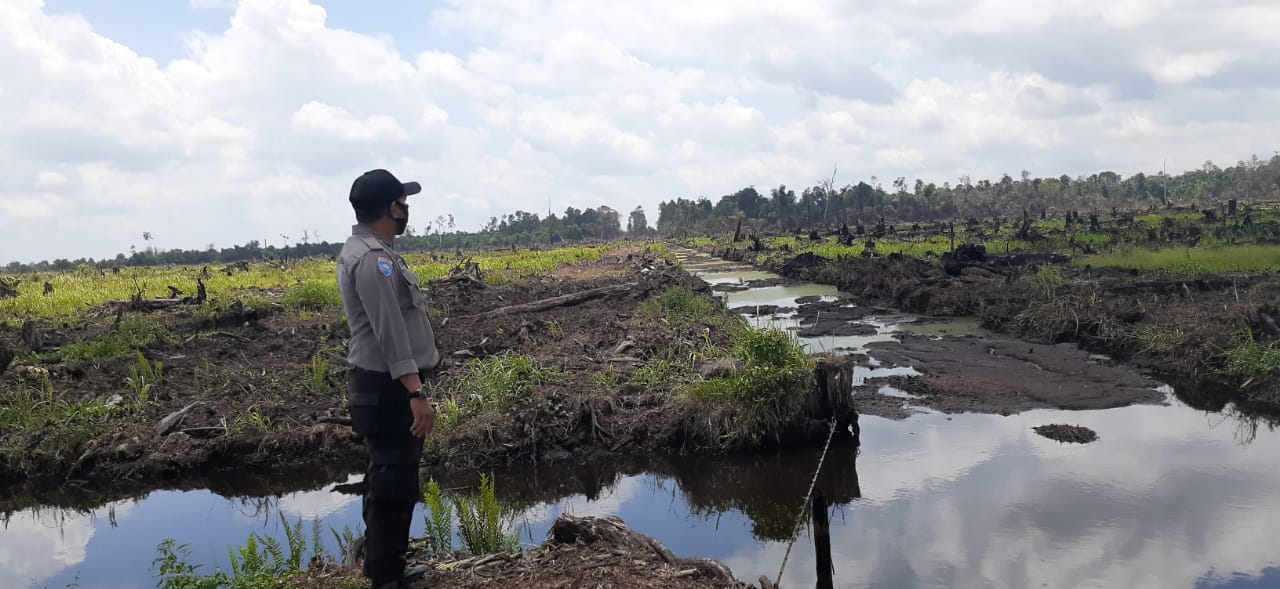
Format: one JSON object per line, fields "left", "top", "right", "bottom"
{"left": 102, "top": 279, "right": 206, "bottom": 312}
{"left": 465, "top": 282, "right": 637, "bottom": 320}
{"left": 155, "top": 402, "right": 201, "bottom": 437}
{"left": 102, "top": 298, "right": 185, "bottom": 312}
{"left": 549, "top": 515, "right": 739, "bottom": 584}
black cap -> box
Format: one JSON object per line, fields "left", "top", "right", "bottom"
{"left": 349, "top": 169, "right": 421, "bottom": 210}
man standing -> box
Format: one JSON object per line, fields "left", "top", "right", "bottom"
{"left": 338, "top": 169, "right": 439, "bottom": 589}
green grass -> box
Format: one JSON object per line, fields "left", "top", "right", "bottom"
{"left": 0, "top": 260, "right": 337, "bottom": 319}
{"left": 1079, "top": 245, "right": 1280, "bottom": 273}
{"left": 125, "top": 351, "right": 163, "bottom": 408}
{"left": 153, "top": 516, "right": 346, "bottom": 589}
{"left": 1134, "top": 212, "right": 1202, "bottom": 227}
{"left": 306, "top": 355, "right": 328, "bottom": 393}
{"left": 1129, "top": 324, "right": 1192, "bottom": 354}
{"left": 282, "top": 282, "right": 342, "bottom": 309}
{"left": 685, "top": 326, "right": 815, "bottom": 448}
{"left": 229, "top": 406, "right": 273, "bottom": 435}
{"left": 437, "top": 355, "right": 562, "bottom": 431}
{"left": 629, "top": 360, "right": 685, "bottom": 386}
{"left": 640, "top": 286, "right": 742, "bottom": 343}
{"left": 646, "top": 242, "right": 677, "bottom": 264}
{"left": 50, "top": 315, "right": 171, "bottom": 362}
{"left": 1, "top": 245, "right": 625, "bottom": 320}
{"left": 1069, "top": 232, "right": 1114, "bottom": 245}
{"left": 0, "top": 375, "right": 129, "bottom": 469}
{"left": 1220, "top": 332, "right": 1280, "bottom": 382}
{"left": 643, "top": 285, "right": 717, "bottom": 318}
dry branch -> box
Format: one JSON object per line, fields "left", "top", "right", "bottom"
{"left": 465, "top": 282, "right": 637, "bottom": 320}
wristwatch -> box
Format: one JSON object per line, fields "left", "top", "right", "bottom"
{"left": 409, "top": 385, "right": 430, "bottom": 400}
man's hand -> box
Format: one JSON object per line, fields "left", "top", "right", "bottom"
{"left": 409, "top": 397, "right": 435, "bottom": 438}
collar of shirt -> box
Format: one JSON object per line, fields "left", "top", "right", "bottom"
{"left": 351, "top": 224, "right": 394, "bottom": 249}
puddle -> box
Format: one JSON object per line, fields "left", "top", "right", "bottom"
{"left": 10, "top": 399, "right": 1280, "bottom": 589}
{"left": 898, "top": 316, "right": 997, "bottom": 339}
{"left": 855, "top": 365, "right": 922, "bottom": 385}
{"left": 877, "top": 385, "right": 925, "bottom": 400}
{"left": 696, "top": 270, "right": 777, "bottom": 285}
{"left": 723, "top": 284, "right": 847, "bottom": 308}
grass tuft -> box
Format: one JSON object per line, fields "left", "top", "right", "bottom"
{"left": 1079, "top": 245, "right": 1280, "bottom": 274}
{"left": 283, "top": 282, "right": 343, "bottom": 309}
{"left": 1220, "top": 331, "right": 1280, "bottom": 382}
{"left": 437, "top": 355, "right": 561, "bottom": 431}
{"left": 52, "top": 316, "right": 171, "bottom": 361}
{"left": 685, "top": 326, "right": 814, "bottom": 448}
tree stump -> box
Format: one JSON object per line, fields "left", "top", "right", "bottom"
{"left": 812, "top": 356, "right": 856, "bottom": 435}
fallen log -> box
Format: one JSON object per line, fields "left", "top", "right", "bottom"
{"left": 101, "top": 298, "right": 185, "bottom": 312}
{"left": 465, "top": 282, "right": 637, "bottom": 320}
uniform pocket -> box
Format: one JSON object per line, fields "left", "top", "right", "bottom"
{"left": 348, "top": 372, "right": 380, "bottom": 438}
{"left": 367, "top": 463, "right": 422, "bottom": 504}
{"left": 399, "top": 267, "right": 429, "bottom": 309}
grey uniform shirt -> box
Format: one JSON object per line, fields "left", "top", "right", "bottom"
{"left": 337, "top": 225, "right": 440, "bottom": 379}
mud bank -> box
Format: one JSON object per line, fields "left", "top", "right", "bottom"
{"left": 710, "top": 245, "right": 1280, "bottom": 411}
{"left": 867, "top": 335, "right": 1165, "bottom": 417}
{"left": 1, "top": 247, "right": 836, "bottom": 506}
{"left": 288, "top": 515, "right": 757, "bottom": 589}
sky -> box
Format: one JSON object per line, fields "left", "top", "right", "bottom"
{"left": 2, "top": 0, "right": 1279, "bottom": 264}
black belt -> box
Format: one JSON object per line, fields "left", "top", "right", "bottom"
{"left": 352, "top": 366, "right": 391, "bottom": 378}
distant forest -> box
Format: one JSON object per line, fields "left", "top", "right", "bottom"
{"left": 7, "top": 155, "right": 1279, "bottom": 273}
{"left": 657, "top": 154, "right": 1280, "bottom": 236}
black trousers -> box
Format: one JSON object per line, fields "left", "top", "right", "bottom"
{"left": 349, "top": 368, "right": 424, "bottom": 586}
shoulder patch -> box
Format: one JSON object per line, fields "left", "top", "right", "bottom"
{"left": 376, "top": 258, "right": 394, "bottom": 277}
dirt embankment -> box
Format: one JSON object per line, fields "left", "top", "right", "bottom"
{"left": 0, "top": 247, "right": 835, "bottom": 505}
{"left": 712, "top": 244, "right": 1280, "bottom": 412}
{"left": 289, "top": 515, "right": 758, "bottom": 589}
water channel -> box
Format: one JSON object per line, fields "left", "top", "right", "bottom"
{"left": 4, "top": 250, "right": 1279, "bottom": 588}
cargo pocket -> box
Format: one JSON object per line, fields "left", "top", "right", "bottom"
{"left": 367, "top": 463, "right": 422, "bottom": 505}
{"left": 347, "top": 373, "right": 380, "bottom": 439}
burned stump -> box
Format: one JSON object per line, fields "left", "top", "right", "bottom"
{"left": 812, "top": 356, "right": 858, "bottom": 441}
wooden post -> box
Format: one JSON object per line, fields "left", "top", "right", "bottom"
{"left": 813, "top": 357, "right": 855, "bottom": 431}
{"left": 813, "top": 489, "right": 834, "bottom": 589}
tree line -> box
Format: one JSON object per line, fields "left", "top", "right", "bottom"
{"left": 3, "top": 205, "right": 653, "bottom": 274}
{"left": 656, "top": 154, "right": 1280, "bottom": 236}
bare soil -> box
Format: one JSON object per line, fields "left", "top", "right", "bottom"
{"left": 1033, "top": 424, "right": 1099, "bottom": 444}
{"left": 714, "top": 244, "right": 1280, "bottom": 412}
{"left": 287, "top": 515, "right": 756, "bottom": 589}
{"left": 865, "top": 334, "right": 1165, "bottom": 417}
{"left": 0, "top": 247, "right": 783, "bottom": 505}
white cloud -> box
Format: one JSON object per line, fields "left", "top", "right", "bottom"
{"left": 276, "top": 474, "right": 363, "bottom": 519}
{"left": 2, "top": 0, "right": 1279, "bottom": 263}
{"left": 290, "top": 101, "right": 410, "bottom": 142}
{"left": 0, "top": 500, "right": 136, "bottom": 588}
{"left": 721, "top": 401, "right": 1280, "bottom": 588}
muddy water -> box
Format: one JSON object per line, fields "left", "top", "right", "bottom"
{"left": 7, "top": 251, "right": 1280, "bottom": 588}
